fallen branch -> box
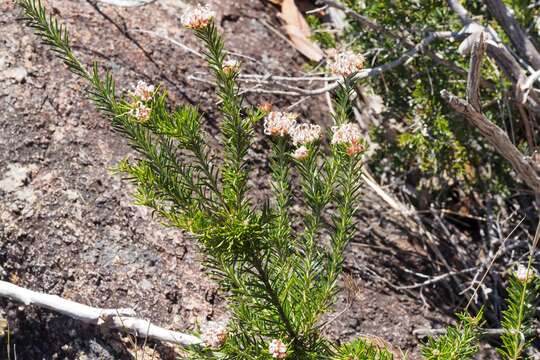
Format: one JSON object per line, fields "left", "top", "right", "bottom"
{"left": 0, "top": 280, "right": 202, "bottom": 347}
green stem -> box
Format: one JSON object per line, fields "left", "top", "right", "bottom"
{"left": 269, "top": 137, "right": 293, "bottom": 252}
{"left": 251, "top": 255, "right": 299, "bottom": 342}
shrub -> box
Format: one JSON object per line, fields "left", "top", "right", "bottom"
{"left": 15, "top": 0, "right": 540, "bottom": 358}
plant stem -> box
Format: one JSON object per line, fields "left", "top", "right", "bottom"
{"left": 251, "top": 255, "right": 299, "bottom": 342}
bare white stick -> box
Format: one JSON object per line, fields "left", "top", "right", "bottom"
{"left": 0, "top": 280, "right": 202, "bottom": 347}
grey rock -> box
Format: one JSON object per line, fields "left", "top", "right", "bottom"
{"left": 1, "top": 66, "right": 28, "bottom": 82}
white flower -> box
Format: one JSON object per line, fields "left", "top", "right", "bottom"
{"left": 181, "top": 4, "right": 215, "bottom": 29}
{"left": 223, "top": 59, "right": 241, "bottom": 74}
{"left": 130, "top": 103, "right": 151, "bottom": 122}
{"left": 132, "top": 80, "right": 155, "bottom": 101}
{"left": 332, "top": 123, "right": 364, "bottom": 156}
{"left": 515, "top": 264, "right": 535, "bottom": 283}
{"left": 264, "top": 111, "right": 298, "bottom": 137}
{"left": 327, "top": 49, "right": 365, "bottom": 77}
{"left": 269, "top": 339, "right": 287, "bottom": 359}
{"left": 331, "top": 123, "right": 362, "bottom": 145}
{"left": 290, "top": 123, "right": 321, "bottom": 146}
{"left": 201, "top": 321, "right": 228, "bottom": 348}
{"left": 292, "top": 145, "right": 309, "bottom": 160}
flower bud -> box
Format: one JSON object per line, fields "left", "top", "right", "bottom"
{"left": 292, "top": 145, "right": 309, "bottom": 160}
{"left": 269, "top": 339, "right": 287, "bottom": 359}
{"left": 223, "top": 59, "right": 240, "bottom": 74}
{"left": 515, "top": 264, "right": 535, "bottom": 283}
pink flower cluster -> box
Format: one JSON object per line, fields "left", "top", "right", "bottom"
{"left": 331, "top": 123, "right": 364, "bottom": 155}
{"left": 515, "top": 264, "right": 536, "bottom": 283}
{"left": 128, "top": 80, "right": 155, "bottom": 123}
{"left": 292, "top": 146, "right": 309, "bottom": 160}
{"left": 327, "top": 49, "right": 365, "bottom": 77}
{"left": 263, "top": 111, "right": 298, "bottom": 137}
{"left": 129, "top": 102, "right": 151, "bottom": 123}
{"left": 223, "top": 59, "right": 241, "bottom": 74}
{"left": 290, "top": 123, "right": 322, "bottom": 147}
{"left": 132, "top": 80, "right": 155, "bottom": 101}
{"left": 269, "top": 339, "right": 287, "bottom": 359}
{"left": 263, "top": 111, "right": 322, "bottom": 160}
{"left": 181, "top": 4, "right": 215, "bottom": 29}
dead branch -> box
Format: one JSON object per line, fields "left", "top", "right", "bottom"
{"left": 441, "top": 90, "right": 540, "bottom": 193}
{"left": 129, "top": 29, "right": 205, "bottom": 59}
{"left": 441, "top": 33, "right": 540, "bottom": 192}
{"left": 446, "top": 0, "right": 540, "bottom": 114}
{"left": 518, "top": 70, "right": 540, "bottom": 104}
{"left": 446, "top": 0, "right": 473, "bottom": 25}
{"left": 467, "top": 33, "right": 486, "bottom": 112}
{"left": 239, "top": 74, "right": 339, "bottom": 82}
{"left": 98, "top": 0, "right": 155, "bottom": 6}
{"left": 485, "top": 0, "right": 540, "bottom": 69}
{"left": 0, "top": 280, "right": 202, "bottom": 347}
{"left": 486, "top": 41, "right": 527, "bottom": 84}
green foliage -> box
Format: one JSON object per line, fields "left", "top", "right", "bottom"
{"left": 330, "top": 0, "right": 522, "bottom": 201}
{"left": 421, "top": 310, "right": 484, "bottom": 360}
{"left": 333, "top": 338, "right": 395, "bottom": 360}
{"left": 497, "top": 269, "right": 539, "bottom": 360}
{"left": 306, "top": 15, "right": 337, "bottom": 49}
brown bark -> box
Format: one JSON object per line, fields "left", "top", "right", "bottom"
{"left": 441, "top": 90, "right": 540, "bottom": 193}
{"left": 485, "top": 0, "right": 540, "bottom": 69}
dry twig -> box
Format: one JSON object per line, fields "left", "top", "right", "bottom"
{"left": 0, "top": 281, "right": 202, "bottom": 347}
{"left": 441, "top": 91, "right": 540, "bottom": 193}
